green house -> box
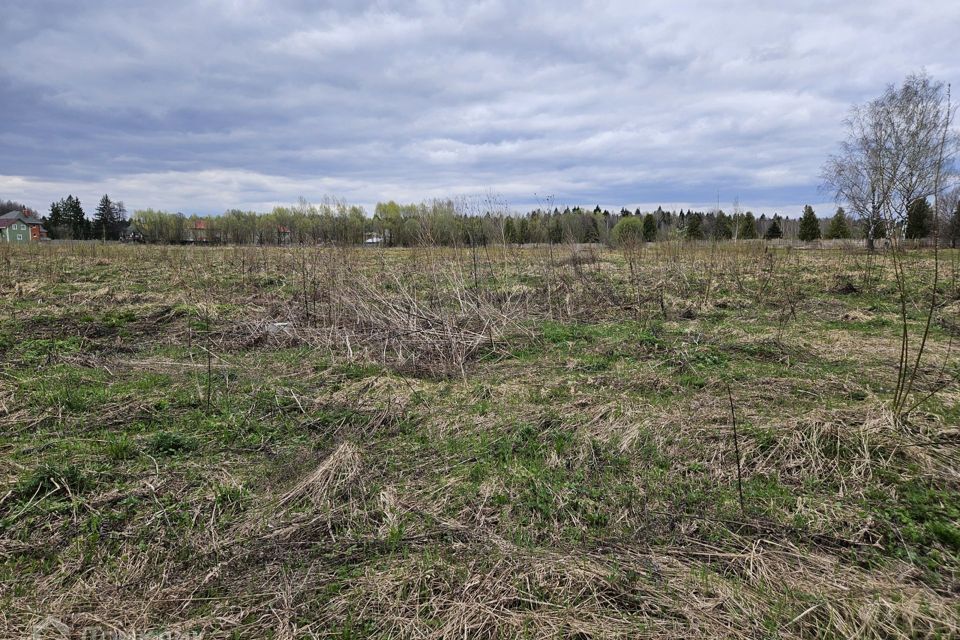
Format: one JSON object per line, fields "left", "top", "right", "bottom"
{"left": 0, "top": 211, "right": 45, "bottom": 243}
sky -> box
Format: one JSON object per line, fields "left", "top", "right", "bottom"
{"left": 2, "top": 0, "right": 958, "bottom": 217}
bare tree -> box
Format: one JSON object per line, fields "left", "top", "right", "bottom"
{"left": 823, "top": 72, "right": 958, "bottom": 421}
{"left": 823, "top": 72, "right": 957, "bottom": 250}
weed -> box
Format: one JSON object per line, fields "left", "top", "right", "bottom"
{"left": 147, "top": 431, "right": 196, "bottom": 456}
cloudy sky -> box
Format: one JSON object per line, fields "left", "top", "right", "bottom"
{"left": 2, "top": 1, "right": 958, "bottom": 216}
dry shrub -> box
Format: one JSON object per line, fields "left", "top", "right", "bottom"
{"left": 841, "top": 309, "right": 874, "bottom": 323}
{"left": 275, "top": 441, "right": 362, "bottom": 513}
{"left": 320, "top": 269, "right": 531, "bottom": 378}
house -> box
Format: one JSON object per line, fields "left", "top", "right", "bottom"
{"left": 0, "top": 211, "right": 47, "bottom": 243}
{"left": 120, "top": 228, "right": 144, "bottom": 243}
{"left": 186, "top": 219, "right": 208, "bottom": 243}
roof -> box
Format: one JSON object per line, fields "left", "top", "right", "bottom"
{"left": 0, "top": 212, "right": 42, "bottom": 228}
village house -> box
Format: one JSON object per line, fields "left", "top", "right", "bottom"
{"left": 186, "top": 219, "right": 209, "bottom": 243}
{"left": 0, "top": 211, "right": 47, "bottom": 243}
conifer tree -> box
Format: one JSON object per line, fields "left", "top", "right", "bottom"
{"left": 798, "top": 205, "right": 821, "bottom": 242}
{"left": 641, "top": 213, "right": 657, "bottom": 242}
{"left": 47, "top": 200, "right": 65, "bottom": 238}
{"left": 764, "top": 215, "right": 783, "bottom": 240}
{"left": 503, "top": 217, "right": 516, "bottom": 244}
{"left": 686, "top": 213, "right": 704, "bottom": 240}
{"left": 714, "top": 211, "right": 733, "bottom": 240}
{"left": 94, "top": 194, "right": 115, "bottom": 241}
{"left": 905, "top": 199, "right": 933, "bottom": 239}
{"left": 738, "top": 212, "right": 757, "bottom": 239}
{"left": 825, "top": 207, "right": 851, "bottom": 239}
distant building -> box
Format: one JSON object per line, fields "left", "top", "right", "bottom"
{"left": 186, "top": 219, "right": 209, "bottom": 243}
{"left": 0, "top": 211, "right": 47, "bottom": 243}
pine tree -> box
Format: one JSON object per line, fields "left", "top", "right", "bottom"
{"left": 738, "top": 212, "right": 757, "bottom": 239}
{"left": 905, "top": 199, "right": 933, "bottom": 239}
{"left": 549, "top": 217, "right": 563, "bottom": 244}
{"left": 825, "top": 207, "right": 851, "bottom": 239}
{"left": 94, "top": 194, "right": 114, "bottom": 241}
{"left": 685, "top": 213, "right": 704, "bottom": 240}
{"left": 517, "top": 217, "right": 530, "bottom": 244}
{"left": 798, "top": 205, "right": 821, "bottom": 242}
{"left": 642, "top": 213, "right": 657, "bottom": 242}
{"left": 503, "top": 217, "right": 516, "bottom": 244}
{"left": 47, "top": 200, "right": 65, "bottom": 238}
{"left": 577, "top": 214, "right": 598, "bottom": 243}
{"left": 714, "top": 211, "right": 733, "bottom": 240}
{"left": 764, "top": 215, "right": 783, "bottom": 240}
{"left": 67, "top": 196, "right": 89, "bottom": 240}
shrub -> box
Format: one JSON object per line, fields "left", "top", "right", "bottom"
{"left": 18, "top": 463, "right": 88, "bottom": 499}
{"left": 148, "top": 431, "right": 196, "bottom": 456}
{"left": 611, "top": 216, "right": 645, "bottom": 246}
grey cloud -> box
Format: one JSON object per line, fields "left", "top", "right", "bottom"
{"left": 1, "top": 0, "right": 958, "bottom": 215}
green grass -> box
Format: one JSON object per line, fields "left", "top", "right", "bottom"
{"left": 0, "top": 243, "right": 958, "bottom": 638}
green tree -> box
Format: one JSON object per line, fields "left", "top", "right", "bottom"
{"left": 685, "top": 213, "right": 704, "bottom": 240}
{"left": 48, "top": 195, "right": 88, "bottom": 240}
{"left": 738, "top": 212, "right": 757, "bottom": 239}
{"left": 67, "top": 196, "right": 89, "bottom": 240}
{"left": 714, "top": 211, "right": 733, "bottom": 240}
{"left": 642, "top": 213, "right": 657, "bottom": 242}
{"left": 548, "top": 217, "right": 564, "bottom": 243}
{"left": 47, "top": 200, "right": 66, "bottom": 238}
{"left": 824, "top": 207, "right": 851, "bottom": 239}
{"left": 764, "top": 215, "right": 783, "bottom": 240}
{"left": 611, "top": 216, "right": 645, "bottom": 246}
{"left": 503, "top": 217, "right": 517, "bottom": 244}
{"left": 798, "top": 205, "right": 821, "bottom": 242}
{"left": 517, "top": 217, "right": 530, "bottom": 245}
{"left": 905, "top": 198, "right": 933, "bottom": 239}
{"left": 94, "top": 194, "right": 116, "bottom": 241}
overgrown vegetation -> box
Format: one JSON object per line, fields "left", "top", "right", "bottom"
{"left": 1, "top": 241, "right": 958, "bottom": 638}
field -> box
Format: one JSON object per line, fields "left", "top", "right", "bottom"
{"left": 1, "top": 241, "right": 959, "bottom": 639}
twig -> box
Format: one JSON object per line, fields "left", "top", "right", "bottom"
{"left": 725, "top": 381, "right": 746, "bottom": 514}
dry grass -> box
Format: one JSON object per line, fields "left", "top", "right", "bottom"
{"left": 1, "top": 241, "right": 958, "bottom": 638}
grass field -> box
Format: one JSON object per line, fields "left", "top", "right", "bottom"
{"left": 1, "top": 241, "right": 959, "bottom": 639}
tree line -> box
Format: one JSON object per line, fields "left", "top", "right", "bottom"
{"left": 43, "top": 194, "right": 128, "bottom": 241}
{"left": 13, "top": 192, "right": 959, "bottom": 247}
